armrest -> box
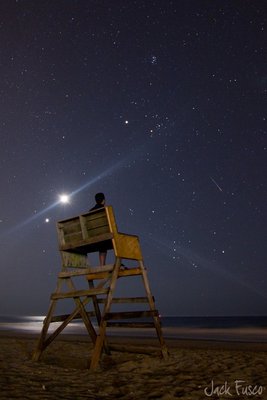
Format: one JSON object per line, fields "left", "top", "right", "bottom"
{"left": 113, "top": 232, "right": 143, "bottom": 260}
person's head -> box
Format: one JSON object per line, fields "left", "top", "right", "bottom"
{"left": 95, "top": 192, "right": 105, "bottom": 205}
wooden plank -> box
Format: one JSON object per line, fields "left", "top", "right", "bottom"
{"left": 104, "top": 310, "right": 158, "bottom": 320}
{"left": 85, "top": 225, "right": 110, "bottom": 237}
{"left": 97, "top": 297, "right": 149, "bottom": 304}
{"left": 59, "top": 219, "right": 81, "bottom": 234}
{"left": 86, "top": 264, "right": 114, "bottom": 280}
{"left": 60, "top": 252, "right": 88, "bottom": 269}
{"left": 58, "top": 215, "right": 81, "bottom": 224}
{"left": 64, "top": 278, "right": 98, "bottom": 344}
{"left": 59, "top": 264, "right": 114, "bottom": 278}
{"left": 113, "top": 233, "right": 143, "bottom": 260}
{"left": 84, "top": 209, "right": 106, "bottom": 220}
{"left": 79, "top": 215, "right": 89, "bottom": 240}
{"left": 85, "top": 215, "right": 108, "bottom": 229}
{"left": 89, "top": 257, "right": 122, "bottom": 370}
{"left": 138, "top": 260, "right": 169, "bottom": 360}
{"left": 64, "top": 231, "right": 83, "bottom": 244}
{"left": 33, "top": 275, "right": 110, "bottom": 361}
{"left": 50, "top": 311, "right": 95, "bottom": 322}
{"left": 59, "top": 232, "right": 113, "bottom": 251}
{"left": 87, "top": 271, "right": 112, "bottom": 280}
{"left": 59, "top": 268, "right": 93, "bottom": 278}
{"left": 51, "top": 288, "right": 109, "bottom": 300}
{"left": 90, "top": 321, "right": 107, "bottom": 370}
{"left": 32, "top": 299, "right": 58, "bottom": 361}
{"left": 107, "top": 321, "right": 154, "bottom": 328}
{"left": 57, "top": 225, "right": 65, "bottom": 246}
{"left": 118, "top": 267, "right": 142, "bottom": 277}
{"left": 105, "top": 206, "right": 118, "bottom": 234}
{"left": 91, "top": 264, "right": 114, "bottom": 273}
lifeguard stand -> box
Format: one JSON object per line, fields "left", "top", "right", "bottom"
{"left": 32, "top": 206, "right": 168, "bottom": 369}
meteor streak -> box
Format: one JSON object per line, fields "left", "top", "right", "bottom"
{"left": 210, "top": 176, "right": 223, "bottom": 192}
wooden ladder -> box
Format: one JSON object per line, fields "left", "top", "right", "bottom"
{"left": 32, "top": 206, "right": 168, "bottom": 369}
{"left": 88, "top": 258, "right": 169, "bottom": 370}
{"left": 32, "top": 259, "right": 168, "bottom": 369}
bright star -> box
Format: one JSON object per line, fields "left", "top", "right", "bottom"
{"left": 45, "top": 218, "right": 50, "bottom": 223}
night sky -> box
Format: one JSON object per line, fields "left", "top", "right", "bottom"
{"left": 1, "top": 1, "right": 266, "bottom": 317}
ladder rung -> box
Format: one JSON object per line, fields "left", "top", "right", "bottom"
{"left": 58, "top": 268, "right": 92, "bottom": 278}
{"left": 51, "top": 288, "right": 109, "bottom": 300}
{"left": 87, "top": 271, "right": 112, "bottom": 280}
{"left": 107, "top": 322, "right": 154, "bottom": 328}
{"left": 87, "top": 267, "right": 143, "bottom": 281}
{"left": 90, "top": 264, "right": 114, "bottom": 273}
{"left": 59, "top": 264, "right": 114, "bottom": 278}
{"left": 118, "top": 268, "right": 142, "bottom": 277}
{"left": 104, "top": 310, "right": 158, "bottom": 320}
{"left": 97, "top": 297, "right": 149, "bottom": 304}
{"left": 50, "top": 311, "right": 95, "bottom": 322}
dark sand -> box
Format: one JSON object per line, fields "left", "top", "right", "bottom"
{"left": 0, "top": 331, "right": 267, "bottom": 399}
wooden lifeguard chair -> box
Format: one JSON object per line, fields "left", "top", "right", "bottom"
{"left": 32, "top": 206, "right": 168, "bottom": 369}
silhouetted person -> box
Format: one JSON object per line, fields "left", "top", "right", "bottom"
{"left": 90, "top": 192, "right": 107, "bottom": 266}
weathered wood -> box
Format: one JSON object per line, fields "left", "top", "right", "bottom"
{"left": 60, "top": 251, "right": 89, "bottom": 268}
{"left": 89, "top": 258, "right": 122, "bottom": 370}
{"left": 87, "top": 266, "right": 143, "bottom": 281}
{"left": 63, "top": 278, "right": 98, "bottom": 343}
{"left": 51, "top": 288, "right": 109, "bottom": 300}
{"left": 34, "top": 205, "right": 168, "bottom": 368}
{"left": 32, "top": 298, "right": 58, "bottom": 361}
{"left": 90, "top": 264, "right": 114, "bottom": 273}
{"left": 42, "top": 297, "right": 94, "bottom": 351}
{"left": 50, "top": 311, "right": 95, "bottom": 322}
{"left": 118, "top": 267, "right": 142, "bottom": 277}
{"left": 41, "top": 276, "right": 109, "bottom": 352}
{"left": 59, "top": 232, "right": 113, "bottom": 252}
{"left": 59, "top": 264, "right": 114, "bottom": 278}
{"left": 90, "top": 321, "right": 107, "bottom": 370}
{"left": 59, "top": 268, "right": 93, "bottom": 278}
{"left": 114, "top": 233, "right": 143, "bottom": 260}
{"left": 139, "top": 260, "right": 169, "bottom": 360}
{"left": 79, "top": 215, "right": 89, "bottom": 240}
{"left": 88, "top": 281, "right": 102, "bottom": 325}
{"left": 87, "top": 271, "right": 112, "bottom": 280}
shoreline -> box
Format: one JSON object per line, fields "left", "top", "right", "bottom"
{"left": 1, "top": 328, "right": 267, "bottom": 351}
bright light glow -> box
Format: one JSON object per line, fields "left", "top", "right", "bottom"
{"left": 59, "top": 194, "right": 70, "bottom": 204}
{"left": 45, "top": 218, "right": 50, "bottom": 223}
{"left": 3, "top": 153, "right": 136, "bottom": 236}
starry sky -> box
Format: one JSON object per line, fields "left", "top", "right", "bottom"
{"left": 0, "top": 0, "right": 266, "bottom": 317}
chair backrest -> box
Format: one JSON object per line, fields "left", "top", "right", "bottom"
{"left": 57, "top": 207, "right": 116, "bottom": 251}
{"left": 57, "top": 206, "right": 142, "bottom": 261}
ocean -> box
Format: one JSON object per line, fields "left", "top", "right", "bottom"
{"left": 1, "top": 315, "right": 267, "bottom": 342}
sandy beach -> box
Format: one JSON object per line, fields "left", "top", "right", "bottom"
{"left": 0, "top": 332, "right": 266, "bottom": 400}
